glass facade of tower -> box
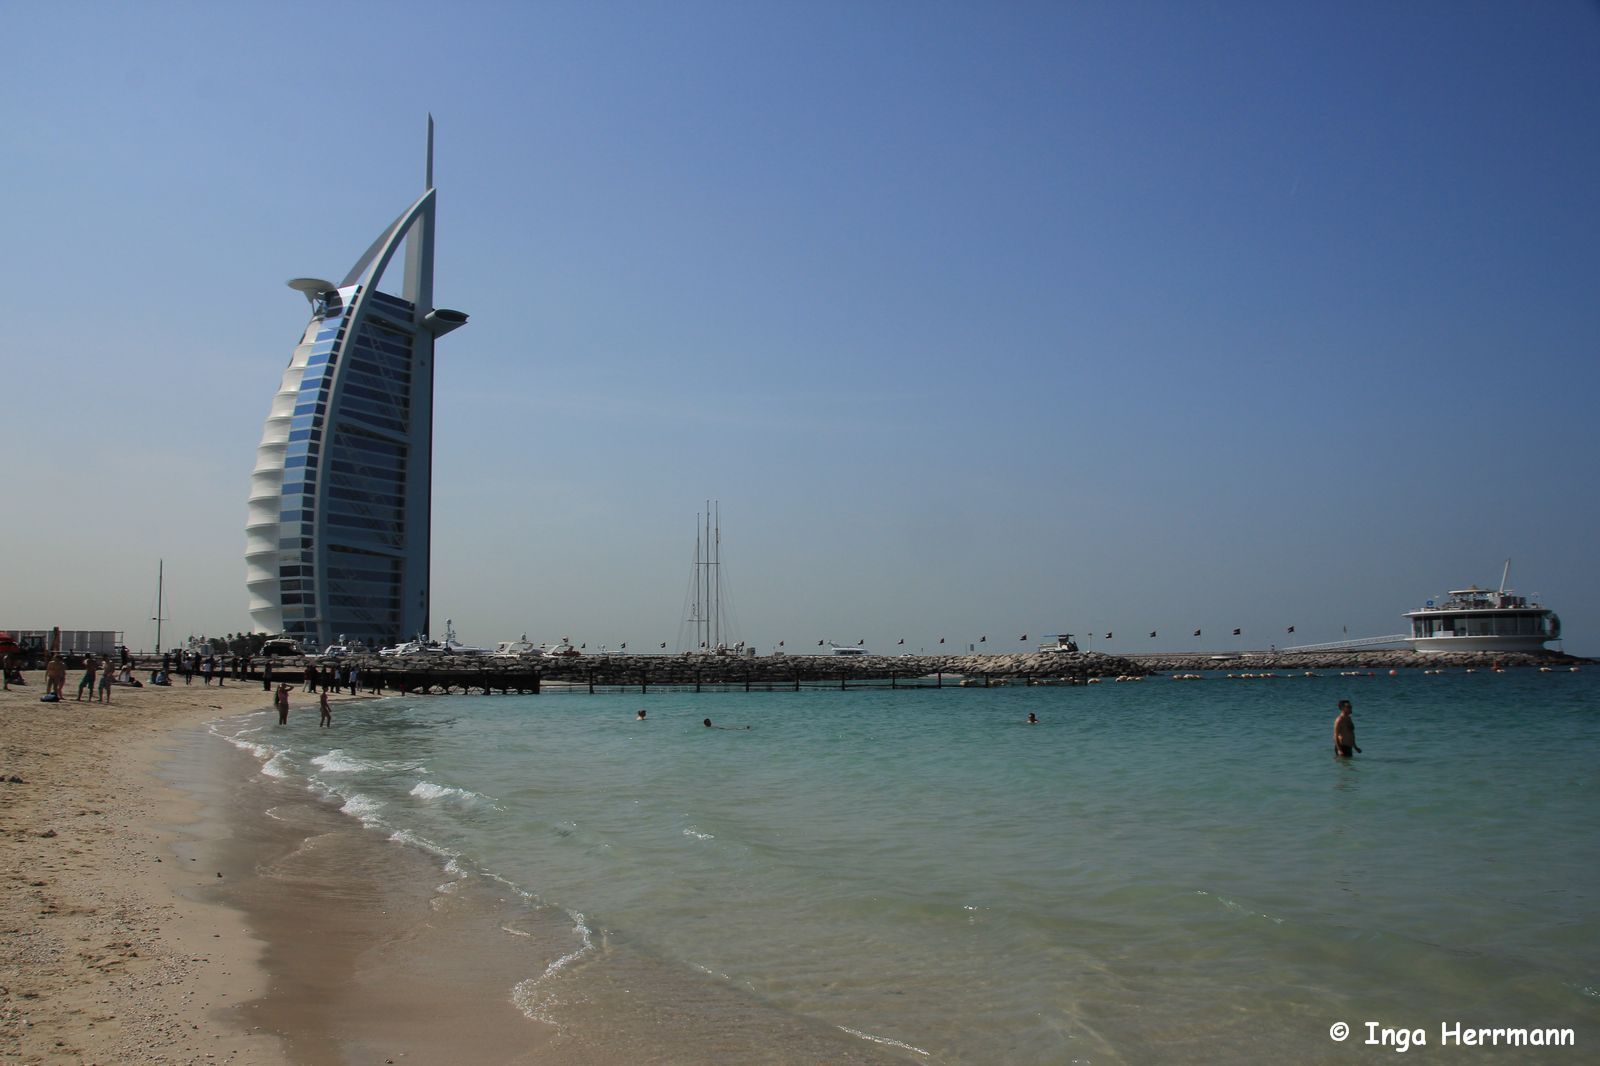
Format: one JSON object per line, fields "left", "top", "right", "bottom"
{"left": 247, "top": 134, "right": 464, "bottom": 651}
{"left": 273, "top": 288, "right": 418, "bottom": 645}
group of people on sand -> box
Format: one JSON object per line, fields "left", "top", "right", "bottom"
{"left": 274, "top": 681, "right": 334, "bottom": 728}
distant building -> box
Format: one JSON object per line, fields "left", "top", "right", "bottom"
{"left": 245, "top": 119, "right": 468, "bottom": 650}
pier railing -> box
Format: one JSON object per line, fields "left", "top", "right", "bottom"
{"left": 1279, "top": 634, "right": 1409, "bottom": 653}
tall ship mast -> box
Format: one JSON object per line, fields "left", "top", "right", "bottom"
{"left": 682, "top": 502, "right": 736, "bottom": 653}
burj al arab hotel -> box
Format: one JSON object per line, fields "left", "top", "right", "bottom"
{"left": 246, "top": 119, "right": 468, "bottom": 651}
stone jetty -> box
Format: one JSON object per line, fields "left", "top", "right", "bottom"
{"left": 1126, "top": 649, "right": 1588, "bottom": 673}
{"left": 131, "top": 647, "right": 1586, "bottom": 697}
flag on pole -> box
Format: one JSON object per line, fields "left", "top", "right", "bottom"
{"left": 1149, "top": 630, "right": 1157, "bottom": 638}
{"left": 620, "top": 643, "right": 627, "bottom": 649}
{"left": 979, "top": 635, "right": 987, "bottom": 643}
{"left": 1232, "top": 628, "right": 1241, "bottom": 636}
{"left": 660, "top": 642, "right": 666, "bottom": 648}
{"left": 1020, "top": 634, "right": 1027, "bottom": 642}
{"left": 778, "top": 640, "right": 784, "bottom": 647}
{"left": 939, "top": 637, "right": 945, "bottom": 644}
{"left": 898, "top": 638, "right": 905, "bottom": 645}
{"left": 857, "top": 638, "right": 864, "bottom": 645}
{"left": 1193, "top": 629, "right": 1202, "bottom": 637}
{"left": 1286, "top": 626, "right": 1294, "bottom": 634}
{"left": 817, "top": 639, "right": 824, "bottom": 646}
{"left": 1105, "top": 632, "right": 1113, "bottom": 640}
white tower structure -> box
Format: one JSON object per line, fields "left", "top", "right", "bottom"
{"left": 246, "top": 118, "right": 467, "bottom": 649}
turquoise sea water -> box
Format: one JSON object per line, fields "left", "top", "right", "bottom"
{"left": 215, "top": 669, "right": 1599, "bottom": 1063}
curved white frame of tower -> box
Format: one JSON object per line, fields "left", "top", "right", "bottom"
{"left": 247, "top": 118, "right": 467, "bottom": 649}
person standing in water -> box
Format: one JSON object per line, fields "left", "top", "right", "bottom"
{"left": 1333, "top": 699, "right": 1361, "bottom": 758}
{"left": 275, "top": 682, "right": 291, "bottom": 725}
{"left": 319, "top": 690, "right": 332, "bottom": 728}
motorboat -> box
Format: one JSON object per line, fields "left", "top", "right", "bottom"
{"left": 378, "top": 621, "right": 489, "bottom": 658}
{"left": 491, "top": 635, "right": 545, "bottom": 659}
{"left": 1037, "top": 634, "right": 1080, "bottom": 653}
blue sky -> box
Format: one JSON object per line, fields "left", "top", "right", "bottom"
{"left": 4, "top": 1, "right": 1598, "bottom": 655}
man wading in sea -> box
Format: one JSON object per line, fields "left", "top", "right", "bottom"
{"left": 1333, "top": 700, "right": 1361, "bottom": 758}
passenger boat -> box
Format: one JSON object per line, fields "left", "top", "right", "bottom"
{"left": 1404, "top": 562, "right": 1560, "bottom": 654}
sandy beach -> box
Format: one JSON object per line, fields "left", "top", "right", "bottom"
{"left": 0, "top": 672, "right": 570, "bottom": 1066}
{"left": 1, "top": 673, "right": 296, "bottom": 1063}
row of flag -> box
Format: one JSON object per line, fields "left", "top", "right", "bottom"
{"left": 568, "top": 628, "right": 1305, "bottom": 651}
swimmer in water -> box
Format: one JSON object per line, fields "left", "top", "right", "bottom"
{"left": 1027, "top": 712, "right": 1038, "bottom": 724}
{"left": 637, "top": 709, "right": 647, "bottom": 720}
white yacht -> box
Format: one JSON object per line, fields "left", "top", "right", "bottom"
{"left": 1405, "top": 562, "right": 1560, "bottom": 654}
{"left": 491, "top": 635, "right": 545, "bottom": 659}
{"left": 378, "top": 621, "right": 490, "bottom": 658}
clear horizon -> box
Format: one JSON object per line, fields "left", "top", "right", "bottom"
{"left": 4, "top": 2, "right": 1597, "bottom": 655}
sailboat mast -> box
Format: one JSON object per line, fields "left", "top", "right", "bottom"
{"left": 710, "top": 505, "right": 716, "bottom": 646}
{"left": 713, "top": 501, "right": 722, "bottom": 651}
{"left": 691, "top": 519, "right": 703, "bottom": 650}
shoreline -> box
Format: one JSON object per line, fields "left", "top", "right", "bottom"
{"left": 1, "top": 675, "right": 922, "bottom": 1064}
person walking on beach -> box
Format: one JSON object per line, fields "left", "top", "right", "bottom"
{"left": 96, "top": 658, "right": 113, "bottom": 704}
{"left": 182, "top": 653, "right": 193, "bottom": 685}
{"left": 202, "top": 655, "right": 213, "bottom": 685}
{"left": 262, "top": 657, "right": 273, "bottom": 691}
{"left": 303, "top": 663, "right": 317, "bottom": 693}
{"left": 76, "top": 656, "right": 97, "bottom": 701}
{"left": 318, "top": 690, "right": 332, "bottom": 728}
{"left": 275, "top": 682, "right": 292, "bottom": 725}
{"left": 1333, "top": 700, "right": 1361, "bottom": 758}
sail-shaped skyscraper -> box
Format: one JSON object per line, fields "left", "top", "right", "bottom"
{"left": 246, "top": 119, "right": 467, "bottom": 650}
